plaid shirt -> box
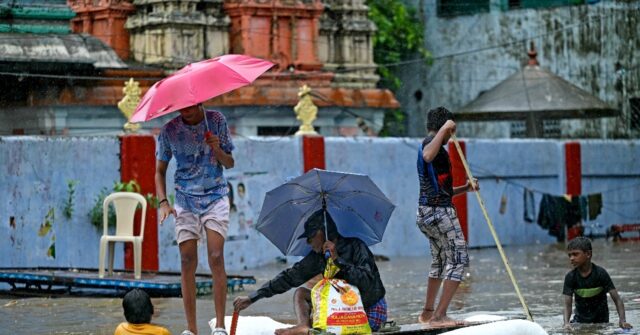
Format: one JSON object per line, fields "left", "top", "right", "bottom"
{"left": 156, "top": 110, "right": 234, "bottom": 214}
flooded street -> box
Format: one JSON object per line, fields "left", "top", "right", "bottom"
{"left": 1, "top": 239, "right": 638, "bottom": 334}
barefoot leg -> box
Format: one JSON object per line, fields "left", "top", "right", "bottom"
{"left": 428, "top": 315, "right": 466, "bottom": 328}
{"left": 418, "top": 308, "right": 434, "bottom": 323}
{"left": 418, "top": 277, "right": 442, "bottom": 323}
{"left": 292, "top": 288, "right": 312, "bottom": 327}
{"left": 430, "top": 279, "right": 460, "bottom": 321}
{"left": 274, "top": 288, "right": 314, "bottom": 335}
{"left": 274, "top": 325, "right": 310, "bottom": 335}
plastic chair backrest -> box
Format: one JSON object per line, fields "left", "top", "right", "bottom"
{"left": 103, "top": 192, "right": 147, "bottom": 237}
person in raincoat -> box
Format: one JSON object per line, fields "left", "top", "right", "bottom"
{"left": 233, "top": 211, "right": 387, "bottom": 335}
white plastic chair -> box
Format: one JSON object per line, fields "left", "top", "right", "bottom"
{"left": 98, "top": 192, "right": 147, "bottom": 280}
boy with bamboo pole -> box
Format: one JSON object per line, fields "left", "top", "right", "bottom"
{"left": 415, "top": 106, "right": 478, "bottom": 327}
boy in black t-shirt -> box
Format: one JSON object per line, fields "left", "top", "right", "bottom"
{"left": 563, "top": 237, "right": 632, "bottom": 330}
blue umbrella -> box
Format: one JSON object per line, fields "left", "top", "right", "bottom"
{"left": 255, "top": 169, "right": 396, "bottom": 256}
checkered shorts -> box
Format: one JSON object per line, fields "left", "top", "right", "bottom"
{"left": 416, "top": 206, "right": 469, "bottom": 281}
{"left": 366, "top": 298, "right": 387, "bottom": 332}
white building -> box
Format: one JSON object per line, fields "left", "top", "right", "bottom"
{"left": 398, "top": 0, "right": 640, "bottom": 138}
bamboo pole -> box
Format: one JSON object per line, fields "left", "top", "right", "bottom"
{"left": 451, "top": 135, "right": 533, "bottom": 322}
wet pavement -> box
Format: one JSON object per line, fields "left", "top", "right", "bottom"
{"left": 1, "top": 239, "right": 638, "bottom": 334}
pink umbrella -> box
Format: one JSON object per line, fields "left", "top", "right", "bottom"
{"left": 131, "top": 54, "right": 274, "bottom": 123}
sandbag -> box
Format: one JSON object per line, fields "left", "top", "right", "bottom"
{"left": 311, "top": 258, "right": 371, "bottom": 335}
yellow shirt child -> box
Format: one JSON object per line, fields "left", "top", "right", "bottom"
{"left": 114, "top": 322, "right": 171, "bottom": 335}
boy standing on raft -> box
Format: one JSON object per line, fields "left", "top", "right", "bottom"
{"left": 415, "top": 106, "right": 478, "bottom": 326}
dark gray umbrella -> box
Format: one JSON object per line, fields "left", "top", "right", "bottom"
{"left": 255, "top": 169, "right": 395, "bottom": 256}
{"left": 455, "top": 43, "right": 618, "bottom": 137}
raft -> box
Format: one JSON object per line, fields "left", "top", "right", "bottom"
{"left": 211, "top": 315, "right": 548, "bottom": 335}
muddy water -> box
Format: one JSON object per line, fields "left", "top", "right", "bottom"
{"left": 1, "top": 239, "right": 638, "bottom": 334}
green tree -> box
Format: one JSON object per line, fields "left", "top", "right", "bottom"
{"left": 367, "top": 0, "right": 430, "bottom": 136}
{"left": 367, "top": 0, "right": 429, "bottom": 90}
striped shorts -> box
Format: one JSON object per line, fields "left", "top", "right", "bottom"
{"left": 416, "top": 206, "right": 469, "bottom": 281}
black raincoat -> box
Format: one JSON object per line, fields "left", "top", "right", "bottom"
{"left": 248, "top": 237, "right": 386, "bottom": 308}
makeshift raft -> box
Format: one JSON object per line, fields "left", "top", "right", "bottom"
{"left": 373, "top": 319, "right": 500, "bottom": 335}
{"left": 0, "top": 267, "right": 255, "bottom": 297}
{"left": 377, "top": 319, "right": 547, "bottom": 335}
{"left": 213, "top": 315, "right": 546, "bottom": 335}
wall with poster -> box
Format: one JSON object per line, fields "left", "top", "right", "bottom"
{"left": 156, "top": 137, "right": 304, "bottom": 273}
{"left": 2, "top": 136, "right": 638, "bottom": 273}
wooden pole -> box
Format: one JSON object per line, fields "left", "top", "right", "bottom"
{"left": 451, "top": 135, "right": 533, "bottom": 322}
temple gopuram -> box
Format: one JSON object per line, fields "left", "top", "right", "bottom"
{"left": 1, "top": 0, "right": 398, "bottom": 136}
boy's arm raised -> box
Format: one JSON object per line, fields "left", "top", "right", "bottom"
{"left": 609, "top": 289, "right": 632, "bottom": 329}
{"left": 563, "top": 295, "right": 573, "bottom": 329}
{"left": 422, "top": 120, "right": 456, "bottom": 162}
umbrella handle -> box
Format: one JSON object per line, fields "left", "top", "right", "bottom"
{"left": 204, "top": 131, "right": 219, "bottom": 165}
{"left": 202, "top": 106, "right": 218, "bottom": 162}
{"left": 201, "top": 104, "right": 211, "bottom": 134}
{"left": 201, "top": 106, "right": 219, "bottom": 165}
{"left": 323, "top": 208, "right": 331, "bottom": 259}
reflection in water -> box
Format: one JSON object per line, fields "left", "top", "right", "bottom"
{"left": 1, "top": 240, "right": 638, "bottom": 334}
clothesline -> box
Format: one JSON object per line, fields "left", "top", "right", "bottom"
{"left": 468, "top": 163, "right": 640, "bottom": 197}
{"left": 469, "top": 162, "right": 638, "bottom": 240}
{"left": 603, "top": 198, "right": 640, "bottom": 205}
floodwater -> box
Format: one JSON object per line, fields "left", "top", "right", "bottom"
{"left": 1, "top": 239, "right": 638, "bottom": 335}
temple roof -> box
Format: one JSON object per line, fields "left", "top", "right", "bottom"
{"left": 0, "top": 33, "right": 127, "bottom": 70}
{"left": 0, "top": 0, "right": 75, "bottom": 34}
{"left": 0, "top": 1, "right": 125, "bottom": 70}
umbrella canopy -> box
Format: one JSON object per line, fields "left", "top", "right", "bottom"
{"left": 131, "top": 54, "right": 274, "bottom": 122}
{"left": 455, "top": 44, "right": 617, "bottom": 137}
{"left": 255, "top": 169, "right": 396, "bottom": 256}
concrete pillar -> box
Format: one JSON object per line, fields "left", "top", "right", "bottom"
{"left": 302, "top": 135, "right": 326, "bottom": 172}
{"left": 448, "top": 140, "right": 469, "bottom": 240}
{"left": 565, "top": 141, "right": 582, "bottom": 240}
{"left": 565, "top": 142, "right": 582, "bottom": 196}
{"left": 120, "top": 134, "right": 159, "bottom": 271}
